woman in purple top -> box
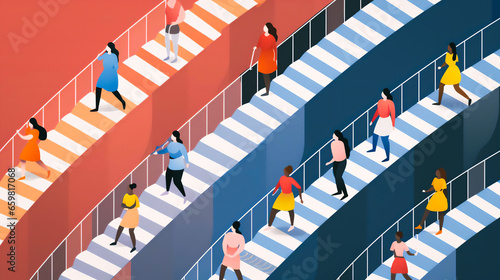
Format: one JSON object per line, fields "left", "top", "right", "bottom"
{"left": 90, "top": 42, "right": 126, "bottom": 112}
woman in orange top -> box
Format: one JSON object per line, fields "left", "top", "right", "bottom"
{"left": 368, "top": 88, "right": 396, "bottom": 162}
{"left": 16, "top": 118, "right": 50, "bottom": 180}
{"left": 265, "top": 165, "right": 303, "bottom": 232}
{"left": 253, "top": 22, "right": 278, "bottom": 96}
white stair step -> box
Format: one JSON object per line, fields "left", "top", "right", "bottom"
{"left": 184, "top": 10, "right": 221, "bottom": 41}
{"left": 259, "top": 226, "right": 301, "bottom": 251}
{"left": 447, "top": 208, "right": 485, "bottom": 233}
{"left": 195, "top": 0, "right": 237, "bottom": 24}
{"left": 277, "top": 211, "right": 319, "bottom": 235}
{"left": 289, "top": 60, "right": 332, "bottom": 87}
{"left": 116, "top": 75, "right": 148, "bottom": 105}
{"left": 62, "top": 114, "right": 105, "bottom": 140}
{"left": 190, "top": 150, "right": 228, "bottom": 177}
{"left": 61, "top": 268, "right": 97, "bottom": 280}
{"left": 425, "top": 223, "right": 465, "bottom": 249}
{"left": 345, "top": 159, "right": 377, "bottom": 183}
{"left": 275, "top": 75, "right": 316, "bottom": 102}
{"left": 299, "top": 193, "right": 336, "bottom": 219}
{"left": 239, "top": 261, "right": 269, "bottom": 280}
{"left": 139, "top": 203, "right": 172, "bottom": 227}
{"left": 47, "top": 130, "right": 86, "bottom": 156}
{"left": 468, "top": 195, "right": 500, "bottom": 219}
{"left": 80, "top": 92, "right": 126, "bottom": 123}
{"left": 220, "top": 118, "right": 264, "bottom": 145}
{"left": 488, "top": 182, "right": 500, "bottom": 195}
{"left": 325, "top": 31, "right": 367, "bottom": 59}
{"left": 18, "top": 171, "right": 51, "bottom": 192}
{"left": 109, "top": 219, "right": 154, "bottom": 245}
{"left": 0, "top": 188, "right": 33, "bottom": 210}
{"left": 363, "top": 3, "right": 403, "bottom": 31}
{"left": 256, "top": 90, "right": 298, "bottom": 117}
{"left": 200, "top": 133, "right": 247, "bottom": 162}
{"left": 308, "top": 45, "right": 350, "bottom": 73}
{"left": 92, "top": 234, "right": 136, "bottom": 261}
{"left": 406, "top": 238, "right": 446, "bottom": 263}
{"left": 391, "top": 128, "right": 419, "bottom": 150}
{"left": 146, "top": 184, "right": 189, "bottom": 211}
{"left": 239, "top": 103, "right": 281, "bottom": 130}
{"left": 123, "top": 55, "right": 169, "bottom": 86}
{"left": 484, "top": 53, "right": 500, "bottom": 69}
{"left": 244, "top": 242, "right": 284, "bottom": 268}
{"left": 233, "top": 0, "right": 257, "bottom": 10}
{"left": 399, "top": 111, "right": 437, "bottom": 135}
{"left": 355, "top": 140, "right": 400, "bottom": 168}
{"left": 386, "top": 0, "right": 423, "bottom": 18}
{"left": 419, "top": 97, "right": 456, "bottom": 121}
{"left": 344, "top": 17, "right": 385, "bottom": 45}
{"left": 312, "top": 177, "right": 359, "bottom": 198}
{"left": 182, "top": 172, "right": 211, "bottom": 194}
{"left": 39, "top": 148, "right": 70, "bottom": 173}
{"left": 463, "top": 67, "right": 500, "bottom": 91}
{"left": 77, "top": 251, "right": 121, "bottom": 276}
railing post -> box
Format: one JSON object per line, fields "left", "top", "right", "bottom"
{"left": 352, "top": 124, "right": 355, "bottom": 147}
{"left": 434, "top": 61, "right": 437, "bottom": 90}
{"left": 381, "top": 235, "right": 383, "bottom": 263}
{"left": 484, "top": 160, "right": 486, "bottom": 189}
{"left": 251, "top": 209, "right": 253, "bottom": 240}
{"left": 481, "top": 30, "right": 484, "bottom": 59}
{"left": 417, "top": 72, "right": 420, "bottom": 101}
{"left": 401, "top": 85, "right": 404, "bottom": 113}
{"left": 467, "top": 171, "right": 470, "bottom": 199}
{"left": 450, "top": 181, "right": 453, "bottom": 210}
{"left": 366, "top": 249, "right": 369, "bottom": 278}
{"left": 352, "top": 263, "right": 354, "bottom": 280}
{"left": 211, "top": 247, "right": 213, "bottom": 275}
{"left": 464, "top": 41, "right": 466, "bottom": 70}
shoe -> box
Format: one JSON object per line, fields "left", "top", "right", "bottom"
{"left": 163, "top": 56, "right": 169, "bottom": 61}
{"left": 432, "top": 102, "right": 441, "bottom": 106}
{"left": 18, "top": 176, "right": 25, "bottom": 180}
{"left": 171, "top": 58, "right": 177, "bottom": 63}
{"left": 414, "top": 225, "right": 422, "bottom": 230}
{"left": 340, "top": 194, "right": 348, "bottom": 200}
{"left": 435, "top": 230, "right": 442, "bottom": 235}
{"left": 288, "top": 225, "right": 294, "bottom": 232}
{"left": 46, "top": 170, "right": 51, "bottom": 179}
{"left": 110, "top": 242, "right": 117, "bottom": 246}
{"left": 161, "top": 191, "right": 169, "bottom": 196}
{"left": 261, "top": 92, "right": 269, "bottom": 96}
{"left": 468, "top": 99, "right": 472, "bottom": 106}
{"left": 331, "top": 192, "right": 342, "bottom": 196}
{"left": 122, "top": 100, "right": 126, "bottom": 110}
{"left": 366, "top": 149, "right": 376, "bottom": 153}
{"left": 90, "top": 108, "right": 99, "bottom": 112}
{"left": 183, "top": 197, "right": 188, "bottom": 204}
{"left": 130, "top": 247, "right": 136, "bottom": 253}
{"left": 382, "top": 158, "right": 390, "bottom": 162}
{"left": 263, "top": 226, "right": 272, "bottom": 231}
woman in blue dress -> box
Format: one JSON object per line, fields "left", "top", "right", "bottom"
{"left": 90, "top": 42, "right": 126, "bottom": 112}
{"left": 153, "top": 130, "right": 189, "bottom": 203}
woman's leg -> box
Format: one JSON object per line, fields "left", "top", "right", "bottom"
{"left": 288, "top": 210, "right": 295, "bottom": 226}
{"left": 165, "top": 168, "right": 173, "bottom": 193}
{"left": 234, "top": 269, "right": 243, "bottom": 280}
{"left": 129, "top": 228, "right": 136, "bottom": 249}
{"left": 20, "top": 160, "right": 26, "bottom": 178}
{"left": 268, "top": 208, "right": 279, "bottom": 226}
{"left": 418, "top": 210, "right": 430, "bottom": 228}
{"left": 331, "top": 162, "right": 342, "bottom": 195}
{"left": 368, "top": 134, "right": 379, "bottom": 152}
{"left": 262, "top": 74, "right": 270, "bottom": 96}
{"left": 433, "top": 83, "right": 445, "bottom": 105}
{"left": 171, "top": 33, "right": 179, "bottom": 62}
{"left": 219, "top": 265, "right": 227, "bottom": 280}
{"left": 172, "top": 169, "right": 187, "bottom": 197}
{"left": 91, "top": 87, "right": 102, "bottom": 111}
{"left": 391, "top": 273, "right": 396, "bottom": 280}
{"left": 164, "top": 28, "right": 170, "bottom": 60}
{"left": 403, "top": 274, "right": 412, "bottom": 280}
{"left": 381, "top": 136, "right": 390, "bottom": 162}
{"left": 453, "top": 84, "right": 471, "bottom": 105}
{"left": 439, "top": 212, "right": 445, "bottom": 231}
{"left": 112, "top": 226, "right": 124, "bottom": 244}
{"left": 36, "top": 160, "right": 50, "bottom": 178}
{"left": 112, "top": 91, "right": 126, "bottom": 110}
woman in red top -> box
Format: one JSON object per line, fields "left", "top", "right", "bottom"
{"left": 264, "top": 165, "right": 303, "bottom": 232}
{"left": 253, "top": 22, "right": 278, "bottom": 96}
{"left": 164, "top": 0, "right": 185, "bottom": 63}
{"left": 367, "top": 88, "right": 396, "bottom": 162}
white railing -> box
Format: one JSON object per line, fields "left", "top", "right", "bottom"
{"left": 0, "top": 0, "right": 168, "bottom": 167}
{"left": 337, "top": 149, "right": 500, "bottom": 280}
{"left": 180, "top": 18, "right": 500, "bottom": 280}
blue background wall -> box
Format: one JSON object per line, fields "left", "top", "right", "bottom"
{"left": 130, "top": 0, "right": 500, "bottom": 278}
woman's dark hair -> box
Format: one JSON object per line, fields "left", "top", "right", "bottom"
{"left": 29, "top": 118, "right": 47, "bottom": 140}
{"left": 334, "top": 130, "right": 351, "bottom": 159}
{"left": 265, "top": 22, "right": 278, "bottom": 42}
{"left": 232, "top": 221, "right": 242, "bottom": 234}
{"left": 129, "top": 183, "right": 137, "bottom": 190}
{"left": 284, "top": 165, "right": 293, "bottom": 176}
{"left": 108, "top": 42, "right": 120, "bottom": 62}
{"left": 396, "top": 231, "right": 403, "bottom": 239}
{"left": 172, "top": 130, "right": 183, "bottom": 144}
{"left": 382, "top": 88, "right": 393, "bottom": 101}
{"left": 437, "top": 168, "right": 447, "bottom": 181}
{"left": 449, "top": 42, "right": 457, "bottom": 61}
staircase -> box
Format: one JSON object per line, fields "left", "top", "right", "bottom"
{"left": 205, "top": 49, "right": 500, "bottom": 280}
{"left": 59, "top": 0, "right": 446, "bottom": 278}
{"left": 367, "top": 181, "right": 500, "bottom": 280}
{"left": 0, "top": 0, "right": 263, "bottom": 244}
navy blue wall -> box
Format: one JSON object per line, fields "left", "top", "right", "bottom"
{"left": 268, "top": 88, "right": 500, "bottom": 280}
{"left": 130, "top": 0, "right": 500, "bottom": 278}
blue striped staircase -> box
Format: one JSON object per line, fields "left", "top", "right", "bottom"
{"left": 206, "top": 50, "right": 500, "bottom": 280}
{"left": 366, "top": 181, "right": 500, "bottom": 280}
{"left": 60, "top": 0, "right": 443, "bottom": 279}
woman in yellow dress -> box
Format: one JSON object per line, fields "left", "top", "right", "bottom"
{"left": 414, "top": 168, "right": 448, "bottom": 235}
{"left": 433, "top": 42, "right": 472, "bottom": 106}
{"left": 110, "top": 183, "right": 140, "bottom": 252}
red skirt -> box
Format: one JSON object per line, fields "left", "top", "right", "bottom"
{"left": 391, "top": 257, "right": 408, "bottom": 274}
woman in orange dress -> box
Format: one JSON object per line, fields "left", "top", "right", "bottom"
{"left": 253, "top": 22, "right": 278, "bottom": 96}
{"left": 16, "top": 118, "right": 50, "bottom": 180}
{"left": 110, "top": 183, "right": 140, "bottom": 253}
{"left": 219, "top": 221, "right": 245, "bottom": 280}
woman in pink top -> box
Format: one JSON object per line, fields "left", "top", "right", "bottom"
{"left": 368, "top": 88, "right": 396, "bottom": 162}
{"left": 326, "top": 130, "right": 351, "bottom": 200}
{"left": 219, "top": 221, "right": 246, "bottom": 280}
{"left": 265, "top": 165, "right": 303, "bottom": 232}
{"left": 390, "top": 231, "right": 417, "bottom": 280}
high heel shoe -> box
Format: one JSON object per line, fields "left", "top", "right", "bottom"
{"left": 414, "top": 225, "right": 422, "bottom": 229}
{"left": 18, "top": 176, "right": 25, "bottom": 180}
{"left": 468, "top": 99, "right": 472, "bottom": 106}
{"left": 46, "top": 170, "right": 51, "bottom": 179}
{"left": 122, "top": 100, "right": 126, "bottom": 110}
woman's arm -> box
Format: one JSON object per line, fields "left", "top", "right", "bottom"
{"left": 222, "top": 235, "right": 228, "bottom": 256}
{"left": 273, "top": 48, "right": 276, "bottom": 61}
{"left": 370, "top": 108, "right": 379, "bottom": 125}
{"left": 16, "top": 130, "right": 33, "bottom": 140}
{"left": 443, "top": 188, "right": 448, "bottom": 198}
{"left": 181, "top": 145, "right": 189, "bottom": 168}
{"left": 390, "top": 101, "right": 396, "bottom": 127}
{"left": 406, "top": 250, "right": 416, "bottom": 256}
{"left": 325, "top": 143, "right": 335, "bottom": 165}
{"left": 272, "top": 181, "right": 280, "bottom": 195}
{"left": 423, "top": 186, "right": 435, "bottom": 193}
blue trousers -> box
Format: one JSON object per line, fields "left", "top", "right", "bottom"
{"left": 372, "top": 134, "right": 390, "bottom": 159}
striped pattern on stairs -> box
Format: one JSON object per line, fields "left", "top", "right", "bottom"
{"left": 367, "top": 181, "right": 500, "bottom": 280}
{"left": 61, "top": 0, "right": 445, "bottom": 278}
{"left": 207, "top": 49, "right": 500, "bottom": 280}
{"left": 0, "top": 0, "right": 262, "bottom": 245}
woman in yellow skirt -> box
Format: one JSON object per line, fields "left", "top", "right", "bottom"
{"left": 415, "top": 168, "right": 448, "bottom": 235}
{"left": 433, "top": 42, "right": 472, "bottom": 106}
{"left": 264, "top": 166, "right": 303, "bottom": 232}
{"left": 110, "top": 183, "right": 140, "bottom": 252}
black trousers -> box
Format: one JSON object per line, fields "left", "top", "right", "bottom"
{"left": 165, "top": 168, "right": 186, "bottom": 197}
{"left": 95, "top": 87, "right": 125, "bottom": 109}
{"left": 333, "top": 160, "right": 347, "bottom": 195}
